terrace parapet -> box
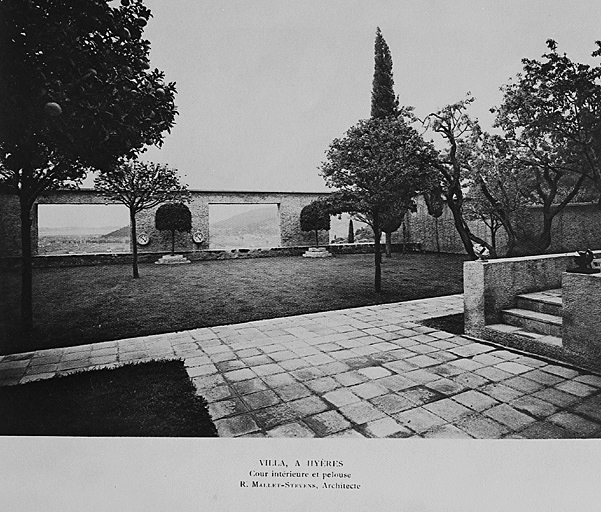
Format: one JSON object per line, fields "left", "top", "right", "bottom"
{"left": 464, "top": 252, "right": 583, "bottom": 336}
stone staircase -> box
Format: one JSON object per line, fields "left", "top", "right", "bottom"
{"left": 486, "top": 289, "right": 563, "bottom": 347}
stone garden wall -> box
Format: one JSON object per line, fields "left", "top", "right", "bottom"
{"left": 400, "top": 196, "right": 507, "bottom": 255}
{"left": 399, "top": 197, "right": 600, "bottom": 256}
{"left": 517, "top": 202, "right": 601, "bottom": 254}
{"left": 0, "top": 189, "right": 328, "bottom": 258}
{"left": 1, "top": 189, "right": 600, "bottom": 260}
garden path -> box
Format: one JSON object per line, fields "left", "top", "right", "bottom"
{"left": 2, "top": 293, "right": 601, "bottom": 438}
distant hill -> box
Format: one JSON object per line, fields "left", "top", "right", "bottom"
{"left": 101, "top": 225, "right": 130, "bottom": 238}
{"left": 39, "top": 226, "right": 123, "bottom": 236}
{"left": 212, "top": 207, "right": 279, "bottom": 235}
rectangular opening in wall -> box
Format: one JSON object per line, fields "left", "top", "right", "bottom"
{"left": 38, "top": 204, "right": 130, "bottom": 255}
{"left": 208, "top": 203, "right": 281, "bottom": 249}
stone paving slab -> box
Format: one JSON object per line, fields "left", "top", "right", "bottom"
{"left": 3, "top": 293, "right": 601, "bottom": 439}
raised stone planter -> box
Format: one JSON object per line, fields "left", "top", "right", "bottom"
{"left": 562, "top": 272, "right": 601, "bottom": 358}
{"left": 302, "top": 247, "right": 332, "bottom": 258}
{"left": 464, "top": 251, "right": 600, "bottom": 334}
{"left": 155, "top": 254, "right": 191, "bottom": 265}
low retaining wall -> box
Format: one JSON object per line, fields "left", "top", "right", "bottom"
{"left": 328, "top": 242, "right": 421, "bottom": 255}
{"left": 0, "top": 243, "right": 423, "bottom": 269}
{"left": 464, "top": 252, "right": 601, "bottom": 334}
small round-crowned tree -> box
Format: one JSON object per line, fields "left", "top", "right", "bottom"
{"left": 300, "top": 200, "right": 331, "bottom": 247}
{"left": 155, "top": 202, "right": 192, "bottom": 256}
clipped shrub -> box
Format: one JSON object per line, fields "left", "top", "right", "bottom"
{"left": 155, "top": 202, "right": 192, "bottom": 255}
{"left": 300, "top": 200, "right": 331, "bottom": 247}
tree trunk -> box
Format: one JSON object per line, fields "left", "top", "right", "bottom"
{"left": 490, "top": 217, "right": 497, "bottom": 256}
{"left": 536, "top": 210, "right": 554, "bottom": 254}
{"left": 477, "top": 177, "right": 516, "bottom": 257}
{"left": 373, "top": 211, "right": 382, "bottom": 293}
{"left": 19, "top": 195, "right": 33, "bottom": 333}
{"left": 446, "top": 199, "right": 477, "bottom": 260}
{"left": 401, "top": 220, "right": 407, "bottom": 253}
{"left": 434, "top": 217, "right": 441, "bottom": 255}
{"left": 385, "top": 231, "right": 392, "bottom": 257}
{"left": 504, "top": 224, "right": 517, "bottom": 257}
{"left": 315, "top": 229, "right": 318, "bottom": 247}
{"left": 129, "top": 208, "right": 139, "bottom": 278}
{"left": 171, "top": 230, "right": 176, "bottom": 255}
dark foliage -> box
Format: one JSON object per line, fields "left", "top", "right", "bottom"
{"left": 0, "top": 360, "right": 218, "bottom": 437}
{"left": 371, "top": 27, "right": 399, "bottom": 119}
{"left": 0, "top": 0, "right": 177, "bottom": 331}
{"left": 155, "top": 202, "right": 192, "bottom": 255}
{"left": 155, "top": 202, "right": 192, "bottom": 233}
{"left": 300, "top": 200, "right": 331, "bottom": 246}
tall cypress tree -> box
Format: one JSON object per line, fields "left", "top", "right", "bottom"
{"left": 370, "top": 27, "right": 399, "bottom": 118}
{"left": 347, "top": 218, "right": 355, "bottom": 243}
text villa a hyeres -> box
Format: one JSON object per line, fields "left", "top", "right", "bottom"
{"left": 240, "top": 459, "right": 361, "bottom": 490}
{"left": 258, "top": 459, "right": 343, "bottom": 468}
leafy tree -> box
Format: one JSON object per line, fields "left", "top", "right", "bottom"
{"left": 0, "top": 0, "right": 177, "bottom": 332}
{"left": 463, "top": 187, "right": 506, "bottom": 257}
{"left": 423, "top": 96, "right": 491, "bottom": 260}
{"left": 495, "top": 39, "right": 601, "bottom": 199}
{"left": 490, "top": 39, "right": 601, "bottom": 253}
{"left": 155, "top": 202, "right": 192, "bottom": 256}
{"left": 425, "top": 98, "right": 540, "bottom": 257}
{"left": 300, "top": 200, "right": 331, "bottom": 247}
{"left": 371, "top": 27, "right": 399, "bottom": 119}
{"left": 354, "top": 226, "right": 372, "bottom": 241}
{"left": 427, "top": 94, "right": 588, "bottom": 257}
{"left": 347, "top": 218, "right": 355, "bottom": 243}
{"left": 346, "top": 200, "right": 408, "bottom": 258}
{"left": 320, "top": 115, "right": 438, "bottom": 292}
{"left": 464, "top": 133, "right": 533, "bottom": 256}
{"left": 94, "top": 160, "right": 188, "bottom": 277}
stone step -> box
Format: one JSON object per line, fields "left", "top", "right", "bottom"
{"left": 501, "top": 308, "right": 562, "bottom": 337}
{"left": 515, "top": 290, "right": 563, "bottom": 317}
{"left": 155, "top": 254, "right": 191, "bottom": 265}
{"left": 486, "top": 324, "right": 563, "bottom": 347}
{"left": 302, "top": 247, "right": 332, "bottom": 258}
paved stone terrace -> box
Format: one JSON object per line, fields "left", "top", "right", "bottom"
{"left": 2, "top": 293, "right": 601, "bottom": 438}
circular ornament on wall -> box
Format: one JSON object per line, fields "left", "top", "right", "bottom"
{"left": 192, "top": 231, "right": 205, "bottom": 244}
{"left": 137, "top": 233, "right": 150, "bottom": 246}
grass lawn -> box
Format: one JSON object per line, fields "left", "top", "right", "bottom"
{"left": 0, "top": 360, "right": 218, "bottom": 436}
{"left": 0, "top": 252, "right": 466, "bottom": 355}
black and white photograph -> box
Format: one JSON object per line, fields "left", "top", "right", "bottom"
{"left": 1, "top": 1, "right": 601, "bottom": 510}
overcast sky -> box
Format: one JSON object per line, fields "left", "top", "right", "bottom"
{"left": 119, "top": 0, "right": 601, "bottom": 193}
{"left": 61, "top": 0, "right": 601, "bottom": 228}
